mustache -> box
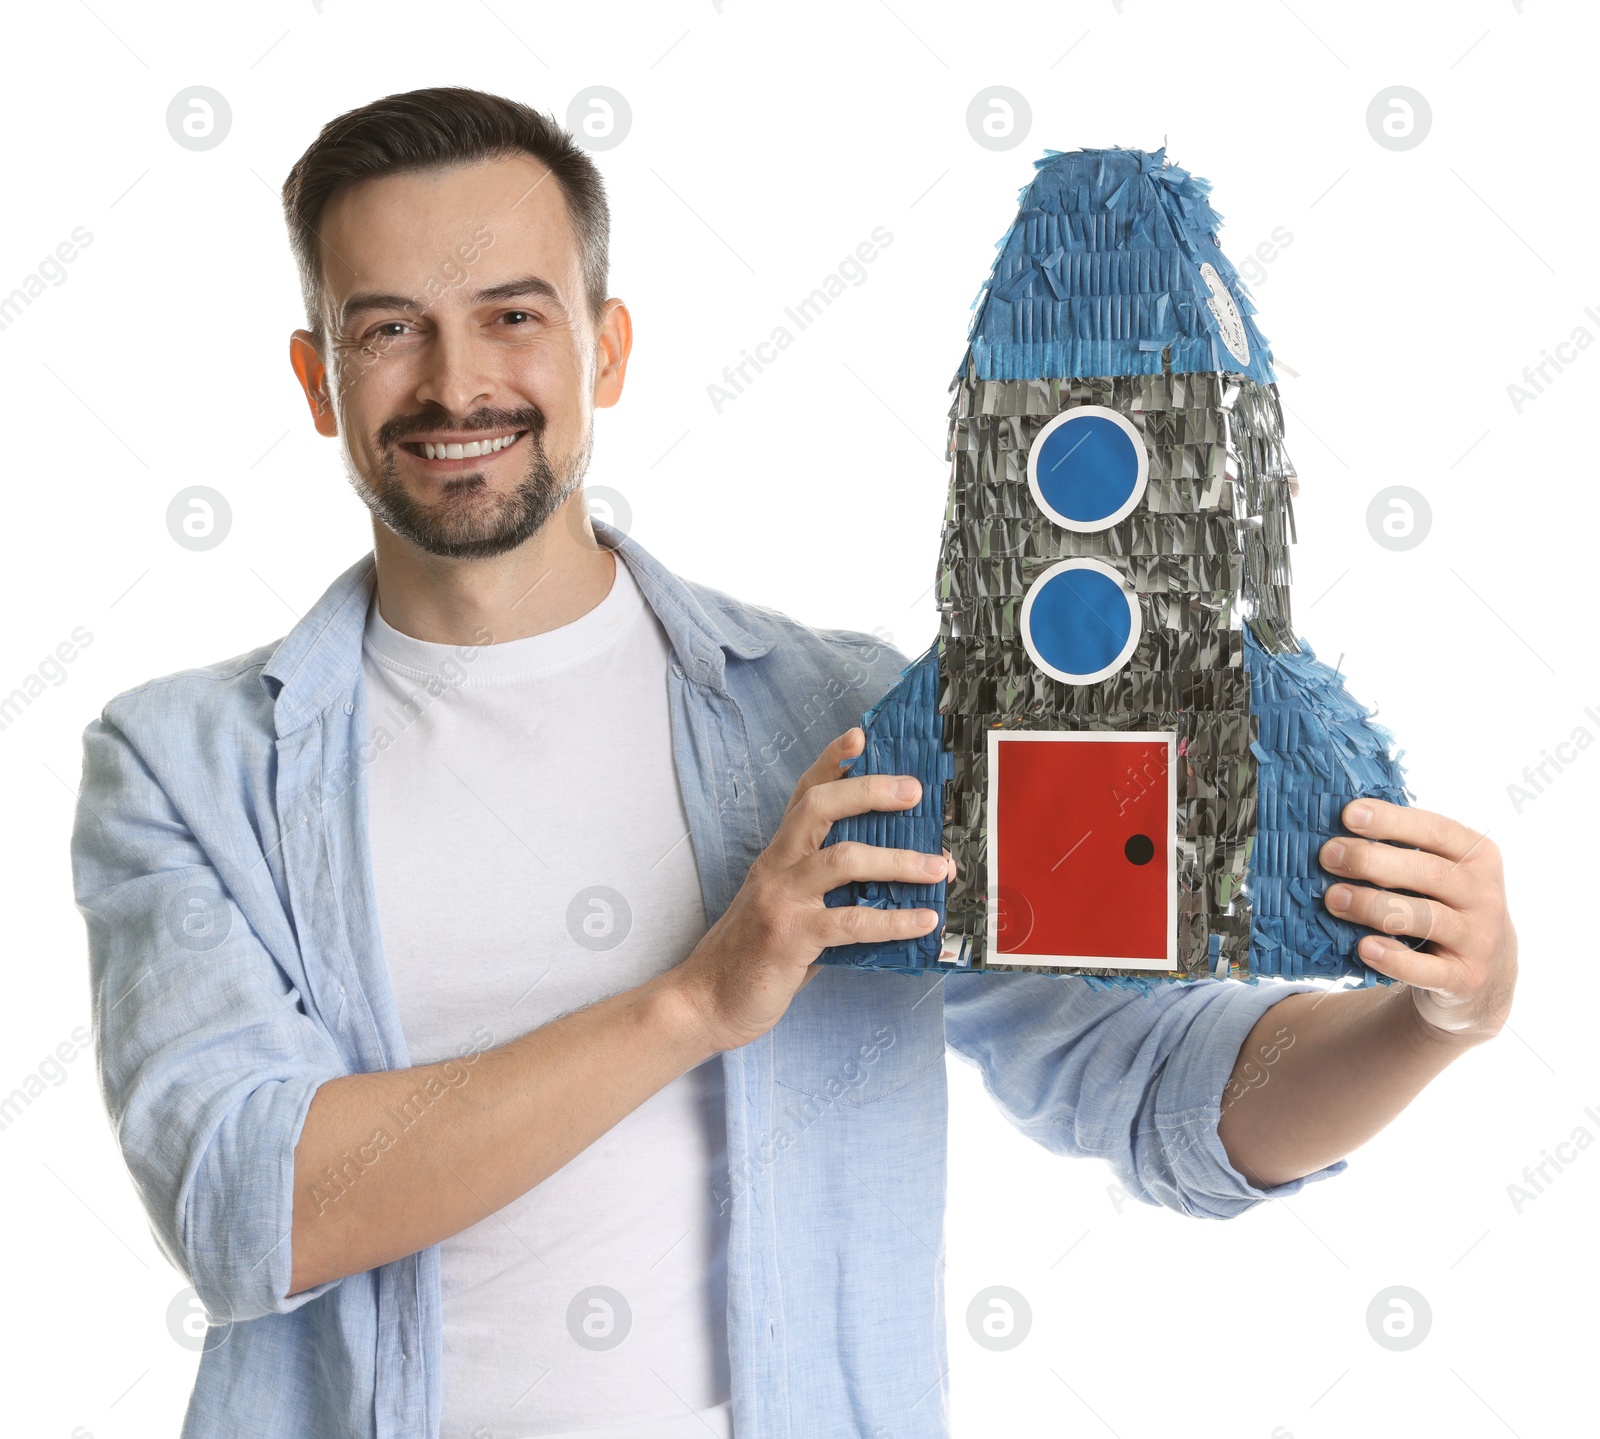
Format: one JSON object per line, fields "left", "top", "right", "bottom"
{"left": 376, "top": 406, "right": 546, "bottom": 448}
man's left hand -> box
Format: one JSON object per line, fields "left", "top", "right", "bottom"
{"left": 1319, "top": 799, "right": 1517, "bottom": 1041}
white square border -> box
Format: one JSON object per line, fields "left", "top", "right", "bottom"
{"left": 983, "top": 728, "right": 1179, "bottom": 971}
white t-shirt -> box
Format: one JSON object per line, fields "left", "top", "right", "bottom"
{"left": 360, "top": 555, "right": 732, "bottom": 1439}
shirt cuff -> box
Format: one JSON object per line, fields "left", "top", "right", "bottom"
{"left": 1154, "top": 978, "right": 1350, "bottom": 1219}
{"left": 185, "top": 1069, "right": 347, "bottom": 1322}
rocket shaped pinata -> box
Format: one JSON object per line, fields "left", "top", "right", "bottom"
{"left": 820, "top": 146, "right": 1412, "bottom": 985}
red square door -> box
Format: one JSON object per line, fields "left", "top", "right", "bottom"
{"left": 985, "top": 730, "right": 1176, "bottom": 969}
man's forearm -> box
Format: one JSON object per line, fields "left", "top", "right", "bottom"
{"left": 288, "top": 972, "right": 717, "bottom": 1296}
{"left": 285, "top": 735, "right": 948, "bottom": 1299}
{"left": 1216, "top": 984, "right": 1477, "bottom": 1189}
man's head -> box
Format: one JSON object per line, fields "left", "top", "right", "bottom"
{"left": 282, "top": 87, "right": 630, "bottom": 561}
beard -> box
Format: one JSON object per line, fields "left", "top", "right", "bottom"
{"left": 346, "top": 404, "right": 593, "bottom": 561}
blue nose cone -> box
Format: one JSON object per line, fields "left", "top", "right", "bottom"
{"left": 957, "top": 146, "right": 1277, "bottom": 388}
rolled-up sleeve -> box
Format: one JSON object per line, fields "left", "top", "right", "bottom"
{"left": 70, "top": 712, "right": 348, "bottom": 1321}
{"left": 944, "top": 970, "right": 1348, "bottom": 1219}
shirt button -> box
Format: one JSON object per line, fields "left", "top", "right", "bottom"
{"left": 343, "top": 701, "right": 354, "bottom": 715}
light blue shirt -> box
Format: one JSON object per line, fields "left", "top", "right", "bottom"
{"left": 70, "top": 521, "right": 1343, "bottom": 1439}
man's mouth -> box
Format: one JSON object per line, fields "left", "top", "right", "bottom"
{"left": 398, "top": 429, "right": 528, "bottom": 463}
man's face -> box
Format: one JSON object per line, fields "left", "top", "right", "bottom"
{"left": 298, "top": 153, "right": 618, "bottom": 560}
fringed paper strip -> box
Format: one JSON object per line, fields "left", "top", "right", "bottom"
{"left": 1244, "top": 629, "right": 1414, "bottom": 984}
{"left": 819, "top": 641, "right": 953, "bottom": 970}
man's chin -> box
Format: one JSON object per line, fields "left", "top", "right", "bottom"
{"left": 389, "top": 515, "right": 542, "bottom": 561}
{"left": 376, "top": 490, "right": 566, "bottom": 561}
{"left": 349, "top": 447, "right": 580, "bottom": 562}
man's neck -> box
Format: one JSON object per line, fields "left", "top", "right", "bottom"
{"left": 370, "top": 491, "right": 618, "bottom": 647}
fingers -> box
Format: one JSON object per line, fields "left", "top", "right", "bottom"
{"left": 1323, "top": 881, "right": 1465, "bottom": 949}
{"left": 1319, "top": 832, "right": 1473, "bottom": 910}
{"left": 782, "top": 728, "right": 866, "bottom": 820}
{"left": 1352, "top": 934, "right": 1464, "bottom": 993}
{"left": 815, "top": 902, "right": 941, "bottom": 948}
{"left": 1321, "top": 800, "right": 1500, "bottom": 956}
{"left": 794, "top": 838, "right": 951, "bottom": 896}
{"left": 770, "top": 768, "right": 927, "bottom": 864}
{"left": 1339, "top": 798, "right": 1497, "bottom": 870}
{"left": 802, "top": 772, "right": 924, "bottom": 827}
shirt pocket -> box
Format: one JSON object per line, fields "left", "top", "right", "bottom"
{"left": 772, "top": 965, "right": 946, "bottom": 1106}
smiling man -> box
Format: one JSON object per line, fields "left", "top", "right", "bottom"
{"left": 70, "top": 88, "right": 1517, "bottom": 1439}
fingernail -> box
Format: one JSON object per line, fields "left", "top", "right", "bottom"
{"left": 894, "top": 778, "right": 920, "bottom": 801}
{"left": 1323, "top": 840, "right": 1346, "bottom": 868}
{"left": 1359, "top": 936, "right": 1384, "bottom": 959}
{"left": 1326, "top": 884, "right": 1351, "bottom": 912}
{"left": 919, "top": 910, "right": 939, "bottom": 929}
{"left": 1347, "top": 802, "right": 1372, "bottom": 828}
{"left": 922, "top": 854, "right": 947, "bottom": 875}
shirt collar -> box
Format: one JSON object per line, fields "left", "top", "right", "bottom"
{"left": 259, "top": 519, "right": 774, "bottom": 737}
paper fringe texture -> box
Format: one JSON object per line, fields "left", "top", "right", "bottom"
{"left": 820, "top": 641, "right": 951, "bottom": 969}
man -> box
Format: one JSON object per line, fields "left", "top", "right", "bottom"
{"left": 70, "top": 87, "right": 1516, "bottom": 1439}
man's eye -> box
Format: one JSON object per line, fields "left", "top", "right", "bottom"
{"left": 499, "top": 310, "right": 537, "bottom": 325}
{"left": 350, "top": 322, "right": 412, "bottom": 346}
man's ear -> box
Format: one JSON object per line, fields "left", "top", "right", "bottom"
{"left": 592, "top": 299, "right": 633, "bottom": 411}
{"left": 290, "top": 330, "right": 339, "bottom": 437}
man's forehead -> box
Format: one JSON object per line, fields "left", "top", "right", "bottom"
{"left": 318, "top": 153, "right": 575, "bottom": 298}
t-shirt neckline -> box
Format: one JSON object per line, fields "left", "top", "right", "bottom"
{"left": 362, "top": 553, "right": 644, "bottom": 685}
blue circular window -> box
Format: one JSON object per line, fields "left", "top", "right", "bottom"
{"left": 1026, "top": 405, "right": 1148, "bottom": 532}
{"left": 1020, "top": 559, "right": 1141, "bottom": 684}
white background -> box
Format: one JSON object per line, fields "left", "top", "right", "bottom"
{"left": 1, "top": 1, "right": 1592, "bottom": 1436}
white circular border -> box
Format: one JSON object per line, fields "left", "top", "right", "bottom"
{"left": 1026, "top": 405, "right": 1150, "bottom": 533}
{"left": 1018, "top": 557, "right": 1143, "bottom": 686}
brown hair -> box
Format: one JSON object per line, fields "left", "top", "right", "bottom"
{"left": 280, "top": 86, "right": 610, "bottom": 348}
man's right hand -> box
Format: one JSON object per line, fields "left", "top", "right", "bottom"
{"left": 289, "top": 729, "right": 953, "bottom": 1294}
{"left": 663, "top": 726, "right": 955, "bottom": 1054}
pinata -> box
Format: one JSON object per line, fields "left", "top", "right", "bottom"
{"left": 820, "top": 145, "right": 1411, "bottom": 987}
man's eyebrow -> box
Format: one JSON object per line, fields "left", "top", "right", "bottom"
{"left": 471, "top": 275, "right": 565, "bottom": 306}
{"left": 338, "top": 275, "right": 566, "bottom": 328}
{"left": 339, "top": 290, "right": 424, "bottom": 327}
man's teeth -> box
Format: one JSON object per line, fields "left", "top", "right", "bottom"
{"left": 418, "top": 433, "right": 520, "bottom": 460}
